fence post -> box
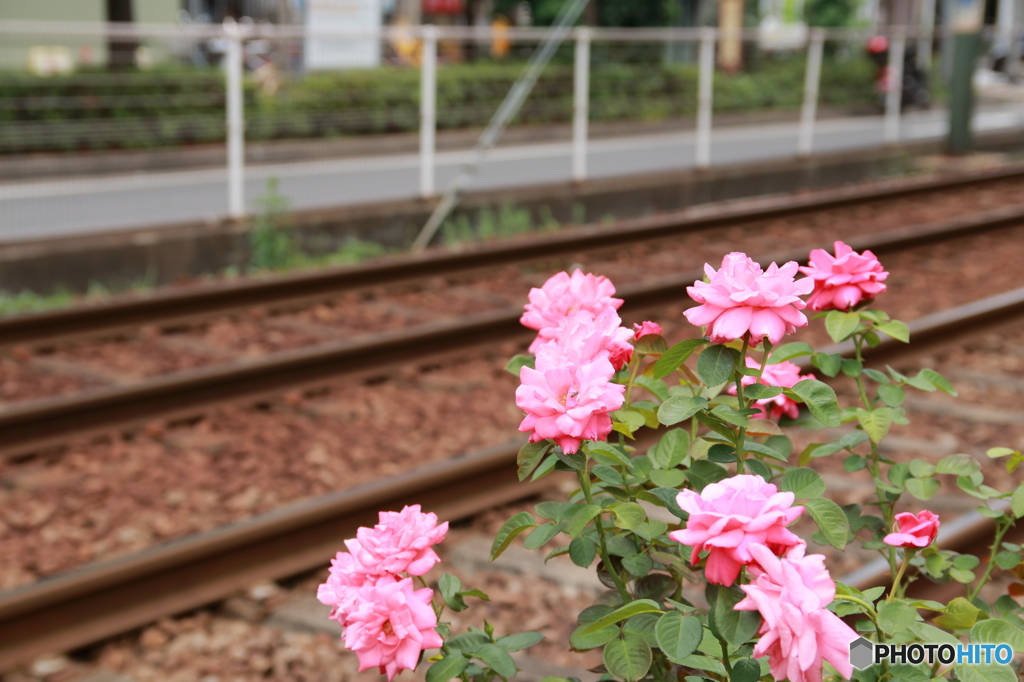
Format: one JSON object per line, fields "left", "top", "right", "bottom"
{"left": 695, "top": 28, "right": 715, "bottom": 169}
{"left": 572, "top": 26, "right": 591, "bottom": 183}
{"left": 884, "top": 28, "right": 905, "bottom": 144}
{"left": 919, "top": 0, "right": 937, "bottom": 71}
{"left": 420, "top": 25, "right": 438, "bottom": 199}
{"left": 224, "top": 18, "right": 245, "bottom": 219}
{"left": 798, "top": 29, "right": 825, "bottom": 157}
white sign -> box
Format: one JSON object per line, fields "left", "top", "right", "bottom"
{"left": 305, "top": 0, "right": 382, "bottom": 69}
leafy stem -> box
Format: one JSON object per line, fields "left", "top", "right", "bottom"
{"left": 578, "top": 463, "right": 631, "bottom": 604}
{"left": 967, "top": 515, "right": 1013, "bottom": 601}
{"left": 734, "top": 336, "right": 751, "bottom": 474}
{"left": 886, "top": 550, "right": 914, "bottom": 602}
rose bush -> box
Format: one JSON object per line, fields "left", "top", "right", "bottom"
{"left": 321, "top": 241, "right": 1024, "bottom": 681}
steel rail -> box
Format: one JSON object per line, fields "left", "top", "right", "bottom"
{"left": 3, "top": 164, "right": 1024, "bottom": 348}
{"left": 3, "top": 288, "right": 1024, "bottom": 669}
{"left": 1, "top": 204, "right": 1022, "bottom": 460}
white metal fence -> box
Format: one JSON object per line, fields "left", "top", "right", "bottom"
{"left": 0, "top": 19, "right": 1021, "bottom": 235}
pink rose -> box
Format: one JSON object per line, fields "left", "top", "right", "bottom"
{"left": 800, "top": 241, "right": 888, "bottom": 311}
{"left": 317, "top": 550, "right": 377, "bottom": 624}
{"left": 521, "top": 270, "right": 623, "bottom": 345}
{"left": 728, "top": 357, "right": 814, "bottom": 420}
{"left": 735, "top": 544, "right": 858, "bottom": 682}
{"left": 669, "top": 474, "right": 804, "bottom": 586}
{"left": 533, "top": 308, "right": 634, "bottom": 370}
{"left": 516, "top": 355, "right": 625, "bottom": 454}
{"left": 883, "top": 510, "right": 940, "bottom": 549}
{"left": 633, "top": 321, "right": 663, "bottom": 339}
{"left": 346, "top": 505, "right": 449, "bottom": 577}
{"left": 343, "top": 577, "right": 444, "bottom": 681}
{"left": 684, "top": 253, "right": 814, "bottom": 347}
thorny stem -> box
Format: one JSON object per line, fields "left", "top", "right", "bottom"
{"left": 886, "top": 550, "right": 914, "bottom": 602}
{"left": 716, "top": 634, "right": 734, "bottom": 679}
{"left": 579, "top": 464, "right": 631, "bottom": 604}
{"left": 968, "top": 517, "right": 1012, "bottom": 601}
{"left": 623, "top": 351, "right": 644, "bottom": 407}
{"left": 855, "top": 330, "right": 899, "bottom": 575}
{"left": 734, "top": 337, "right": 751, "bottom": 474}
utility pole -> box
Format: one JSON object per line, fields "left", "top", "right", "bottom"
{"left": 948, "top": 0, "right": 983, "bottom": 154}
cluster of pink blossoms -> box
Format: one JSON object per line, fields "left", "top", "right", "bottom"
{"left": 801, "top": 241, "right": 888, "bottom": 312}
{"left": 670, "top": 476, "right": 857, "bottom": 682}
{"left": 686, "top": 243, "right": 888, "bottom": 347}
{"left": 728, "top": 357, "right": 815, "bottom": 420}
{"left": 317, "top": 506, "right": 448, "bottom": 680}
{"left": 517, "top": 271, "right": 662, "bottom": 454}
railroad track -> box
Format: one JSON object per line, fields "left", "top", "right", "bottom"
{"left": 3, "top": 287, "right": 1024, "bottom": 670}
{"left": 3, "top": 162, "right": 1024, "bottom": 349}
{"left": 1, "top": 201, "right": 1022, "bottom": 460}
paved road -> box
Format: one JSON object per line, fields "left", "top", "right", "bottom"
{"left": 0, "top": 105, "right": 1021, "bottom": 242}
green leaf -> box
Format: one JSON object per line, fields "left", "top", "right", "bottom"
{"left": 603, "top": 635, "right": 653, "bottom": 682}
{"left": 857, "top": 407, "right": 893, "bottom": 443}
{"left": 565, "top": 504, "right": 603, "bottom": 538}
{"left": 658, "top": 396, "right": 709, "bottom": 426}
{"left": 971, "top": 618, "right": 1024, "bottom": 653}
{"left": 610, "top": 502, "right": 647, "bottom": 530}
{"left": 707, "top": 584, "right": 761, "bottom": 646}
{"left": 490, "top": 512, "right": 537, "bottom": 560}
{"left": 439, "top": 573, "right": 467, "bottom": 611}
{"left": 1013, "top": 485, "right": 1024, "bottom": 518}
{"left": 909, "top": 459, "right": 935, "bottom": 478}
{"left": 781, "top": 467, "right": 826, "bottom": 499}
{"left": 578, "top": 605, "right": 615, "bottom": 625}
{"left": 569, "top": 623, "right": 617, "bottom": 650}
{"left": 523, "top": 522, "right": 562, "bottom": 550}
{"left": 568, "top": 536, "right": 597, "bottom": 567}
{"left": 588, "top": 442, "right": 633, "bottom": 468}
{"left": 906, "top": 477, "right": 940, "bottom": 501}
{"left": 531, "top": 454, "right": 558, "bottom": 481}
{"left": 877, "top": 601, "right": 918, "bottom": 634}
{"left": 710, "top": 404, "right": 748, "bottom": 427}
{"left": 813, "top": 352, "right": 842, "bottom": 377}
{"left": 591, "top": 464, "right": 624, "bottom": 487}
{"left": 768, "top": 342, "right": 814, "bottom": 363}
{"left": 909, "top": 621, "right": 962, "bottom": 647}
{"left": 447, "top": 631, "right": 491, "bottom": 653}
{"left": 622, "top": 554, "right": 655, "bottom": 577}
{"left": 634, "top": 334, "right": 668, "bottom": 355}
{"left": 934, "top": 597, "right": 983, "bottom": 630}
{"left": 426, "top": 654, "right": 469, "bottom": 682}
{"left": 877, "top": 319, "right": 910, "bottom": 343}
{"left": 652, "top": 339, "right": 708, "bottom": 379}
{"left": 826, "top": 310, "right": 861, "bottom": 343}
{"left": 648, "top": 487, "right": 688, "bottom": 519}
{"left": 623, "top": 613, "right": 660, "bottom": 647}
{"left": 956, "top": 664, "right": 1018, "bottom": 682}
{"left": 648, "top": 429, "right": 690, "bottom": 470}
{"left": 730, "top": 658, "right": 761, "bottom": 682}
{"left": 582, "top": 600, "right": 664, "bottom": 634}
{"left": 616, "top": 409, "right": 647, "bottom": 434}
{"left": 495, "top": 632, "right": 545, "bottom": 652}
{"left": 505, "top": 354, "right": 535, "bottom": 375}
{"left": 474, "top": 643, "right": 517, "bottom": 678}
{"left": 877, "top": 384, "right": 905, "bottom": 407}
{"left": 517, "top": 442, "right": 549, "bottom": 482}
{"left": 655, "top": 611, "right": 704, "bottom": 664}
{"left": 687, "top": 459, "right": 729, "bottom": 492}
{"left": 634, "top": 375, "right": 670, "bottom": 402}
{"left": 697, "top": 344, "right": 741, "bottom": 386}
{"left": 804, "top": 497, "right": 850, "bottom": 549}
{"left": 786, "top": 379, "right": 841, "bottom": 427}
{"left": 988, "top": 447, "right": 1018, "bottom": 459}
{"left": 996, "top": 551, "right": 1021, "bottom": 570}
{"left": 744, "top": 384, "right": 783, "bottom": 400}
{"left": 650, "top": 468, "right": 687, "bottom": 487}
{"left": 920, "top": 368, "right": 957, "bottom": 396}
{"left": 936, "top": 454, "right": 980, "bottom": 476}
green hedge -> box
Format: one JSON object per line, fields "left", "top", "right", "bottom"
{"left": 0, "top": 56, "right": 875, "bottom": 154}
